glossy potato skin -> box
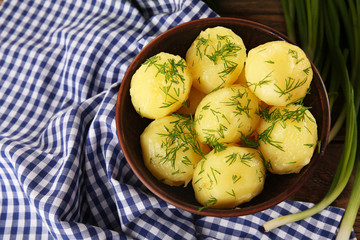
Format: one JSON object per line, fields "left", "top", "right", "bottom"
{"left": 186, "top": 26, "right": 247, "bottom": 94}
{"left": 257, "top": 105, "right": 318, "bottom": 174}
{"left": 130, "top": 52, "right": 193, "bottom": 119}
{"left": 245, "top": 41, "right": 313, "bottom": 106}
{"left": 192, "top": 145, "right": 266, "bottom": 208}
{"left": 194, "top": 84, "right": 261, "bottom": 147}
{"left": 141, "top": 115, "right": 209, "bottom": 187}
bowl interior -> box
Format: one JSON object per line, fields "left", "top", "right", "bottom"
{"left": 116, "top": 17, "right": 330, "bottom": 217}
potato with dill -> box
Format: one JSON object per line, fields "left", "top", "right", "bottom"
{"left": 192, "top": 145, "right": 266, "bottom": 209}
{"left": 257, "top": 104, "right": 318, "bottom": 175}
{"left": 186, "top": 26, "right": 247, "bottom": 94}
{"left": 140, "top": 114, "right": 209, "bottom": 187}
{"left": 130, "top": 52, "right": 193, "bottom": 119}
{"left": 194, "top": 84, "right": 261, "bottom": 151}
{"left": 245, "top": 41, "right": 313, "bottom": 106}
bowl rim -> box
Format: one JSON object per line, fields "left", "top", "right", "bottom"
{"left": 115, "top": 17, "right": 331, "bottom": 217}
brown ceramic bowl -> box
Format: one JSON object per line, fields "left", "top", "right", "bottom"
{"left": 115, "top": 17, "right": 330, "bottom": 217}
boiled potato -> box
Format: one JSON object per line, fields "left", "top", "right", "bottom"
{"left": 186, "top": 26, "right": 247, "bottom": 94}
{"left": 141, "top": 115, "right": 210, "bottom": 187}
{"left": 233, "top": 64, "right": 247, "bottom": 86}
{"left": 192, "top": 145, "right": 266, "bottom": 208}
{"left": 257, "top": 104, "right": 318, "bottom": 174}
{"left": 177, "top": 87, "right": 206, "bottom": 115}
{"left": 130, "top": 52, "right": 193, "bottom": 119}
{"left": 245, "top": 41, "right": 313, "bottom": 106}
{"left": 195, "top": 84, "right": 261, "bottom": 149}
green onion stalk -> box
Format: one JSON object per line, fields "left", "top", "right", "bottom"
{"left": 263, "top": 0, "right": 360, "bottom": 239}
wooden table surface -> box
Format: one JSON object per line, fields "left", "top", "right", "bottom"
{"left": 214, "top": 0, "right": 359, "bottom": 238}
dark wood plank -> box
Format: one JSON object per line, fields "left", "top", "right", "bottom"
{"left": 215, "top": 0, "right": 287, "bottom": 34}
{"left": 215, "top": 0, "right": 359, "bottom": 238}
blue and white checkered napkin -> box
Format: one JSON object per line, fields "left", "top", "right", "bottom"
{"left": 0, "top": 0, "right": 357, "bottom": 239}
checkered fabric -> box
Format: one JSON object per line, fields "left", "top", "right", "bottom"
{"left": 0, "top": 0, "right": 357, "bottom": 239}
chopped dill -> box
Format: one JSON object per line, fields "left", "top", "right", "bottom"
{"left": 206, "top": 173, "right": 214, "bottom": 189}
{"left": 265, "top": 60, "right": 275, "bottom": 64}
{"left": 143, "top": 55, "right": 160, "bottom": 71}
{"left": 226, "top": 189, "right": 236, "bottom": 199}
{"left": 198, "top": 195, "right": 217, "bottom": 212}
{"left": 304, "top": 143, "right": 314, "bottom": 148}
{"left": 294, "top": 125, "right": 302, "bottom": 132}
{"left": 225, "top": 152, "right": 238, "bottom": 166}
{"left": 303, "top": 66, "right": 312, "bottom": 75}
{"left": 143, "top": 55, "right": 188, "bottom": 108}
{"left": 274, "top": 76, "right": 308, "bottom": 101}
{"left": 193, "top": 177, "right": 202, "bottom": 185}
{"left": 202, "top": 102, "right": 211, "bottom": 110}
{"left": 258, "top": 151, "right": 272, "bottom": 171}
{"left": 225, "top": 152, "right": 255, "bottom": 166}
{"left": 181, "top": 99, "right": 190, "bottom": 108}
{"left": 256, "top": 104, "right": 312, "bottom": 123}
{"left": 181, "top": 156, "right": 193, "bottom": 166}
{"left": 286, "top": 86, "right": 311, "bottom": 106}
{"left": 203, "top": 123, "right": 228, "bottom": 142}
{"left": 288, "top": 49, "right": 304, "bottom": 64}
{"left": 257, "top": 104, "right": 315, "bottom": 152}
{"left": 136, "top": 108, "right": 143, "bottom": 118}
{"left": 257, "top": 169, "right": 266, "bottom": 182}
{"left": 198, "top": 160, "right": 205, "bottom": 175}
{"left": 232, "top": 174, "right": 242, "bottom": 184}
{"left": 195, "top": 35, "right": 210, "bottom": 60}
{"left": 204, "top": 134, "right": 227, "bottom": 153}
{"left": 240, "top": 132, "right": 259, "bottom": 148}
{"left": 222, "top": 114, "right": 231, "bottom": 124}
{"left": 221, "top": 88, "right": 252, "bottom": 119}
{"left": 257, "top": 123, "right": 284, "bottom": 152}
{"left": 210, "top": 167, "right": 221, "bottom": 184}
{"left": 247, "top": 70, "right": 273, "bottom": 92}
{"left": 195, "top": 33, "right": 242, "bottom": 86}
{"left": 155, "top": 114, "right": 206, "bottom": 168}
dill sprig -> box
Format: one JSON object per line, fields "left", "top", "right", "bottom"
{"left": 258, "top": 123, "right": 284, "bottom": 152}
{"left": 156, "top": 114, "right": 206, "bottom": 168}
{"left": 197, "top": 101, "right": 229, "bottom": 152}
{"left": 210, "top": 167, "right": 221, "bottom": 185}
{"left": 198, "top": 195, "right": 218, "bottom": 212}
{"left": 256, "top": 104, "right": 312, "bottom": 123}
{"left": 225, "top": 152, "right": 255, "bottom": 166}
{"left": 203, "top": 134, "right": 227, "bottom": 153}
{"left": 257, "top": 104, "right": 312, "bottom": 152}
{"left": 258, "top": 150, "right": 272, "bottom": 171}
{"left": 274, "top": 76, "right": 308, "bottom": 101}
{"left": 195, "top": 35, "right": 210, "bottom": 60}
{"left": 221, "top": 88, "right": 252, "bottom": 118}
{"left": 240, "top": 132, "right": 259, "bottom": 148}
{"left": 247, "top": 70, "right": 273, "bottom": 93}
{"left": 226, "top": 189, "right": 236, "bottom": 199}
{"left": 232, "top": 174, "right": 242, "bottom": 184}
{"left": 195, "top": 34, "right": 242, "bottom": 87}
{"left": 143, "top": 55, "right": 187, "bottom": 109}
{"left": 257, "top": 169, "right": 266, "bottom": 183}
{"left": 288, "top": 48, "right": 305, "bottom": 64}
